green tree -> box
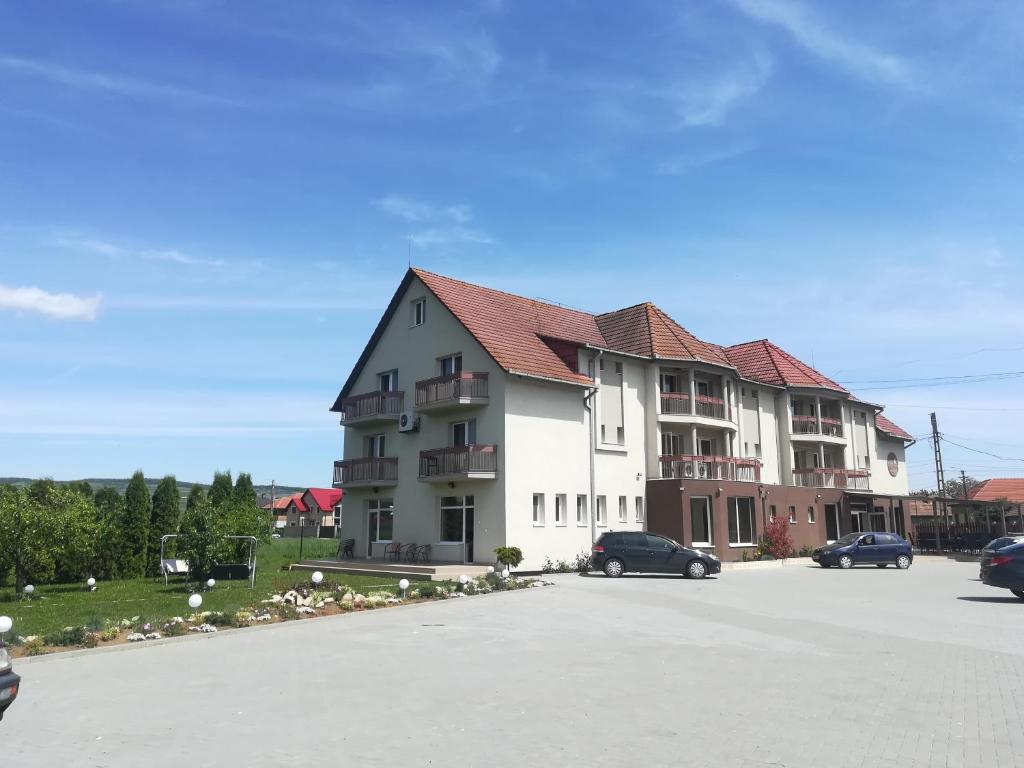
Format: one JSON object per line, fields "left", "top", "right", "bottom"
{"left": 185, "top": 484, "right": 206, "bottom": 511}
{"left": 67, "top": 480, "right": 93, "bottom": 498}
{"left": 0, "top": 485, "right": 60, "bottom": 591}
{"left": 943, "top": 475, "right": 980, "bottom": 499}
{"left": 49, "top": 486, "right": 99, "bottom": 583}
{"left": 120, "top": 471, "right": 151, "bottom": 577}
{"left": 27, "top": 477, "right": 57, "bottom": 504}
{"left": 178, "top": 495, "right": 222, "bottom": 581}
{"left": 209, "top": 471, "right": 234, "bottom": 508}
{"left": 92, "top": 487, "right": 124, "bottom": 580}
{"left": 147, "top": 476, "right": 181, "bottom": 576}
{"left": 233, "top": 472, "right": 257, "bottom": 506}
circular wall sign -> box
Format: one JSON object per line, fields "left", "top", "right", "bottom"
{"left": 887, "top": 452, "right": 899, "bottom": 477}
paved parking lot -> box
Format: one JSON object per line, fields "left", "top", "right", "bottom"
{"left": 6, "top": 559, "right": 1024, "bottom": 767}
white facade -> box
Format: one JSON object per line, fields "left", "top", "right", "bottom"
{"left": 333, "top": 275, "right": 910, "bottom": 571}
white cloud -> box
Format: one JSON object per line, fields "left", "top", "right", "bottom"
{"left": 55, "top": 235, "right": 229, "bottom": 268}
{"left": 375, "top": 195, "right": 492, "bottom": 248}
{"left": 674, "top": 50, "right": 773, "bottom": 126}
{"left": 141, "top": 248, "right": 226, "bottom": 268}
{"left": 375, "top": 195, "right": 472, "bottom": 224}
{"left": 657, "top": 142, "right": 755, "bottom": 175}
{"left": 0, "top": 55, "right": 238, "bottom": 106}
{"left": 409, "top": 227, "right": 494, "bottom": 248}
{"left": 0, "top": 283, "right": 101, "bottom": 321}
{"left": 727, "top": 0, "right": 913, "bottom": 88}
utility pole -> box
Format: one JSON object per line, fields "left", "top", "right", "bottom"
{"left": 930, "top": 412, "right": 945, "bottom": 550}
{"left": 960, "top": 469, "right": 968, "bottom": 500}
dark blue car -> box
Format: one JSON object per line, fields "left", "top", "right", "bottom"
{"left": 812, "top": 532, "right": 913, "bottom": 570}
{"left": 979, "top": 537, "right": 1024, "bottom": 599}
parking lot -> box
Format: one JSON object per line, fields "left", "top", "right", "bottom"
{"left": 5, "top": 559, "right": 1024, "bottom": 767}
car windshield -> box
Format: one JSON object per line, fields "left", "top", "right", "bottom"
{"left": 835, "top": 533, "right": 861, "bottom": 545}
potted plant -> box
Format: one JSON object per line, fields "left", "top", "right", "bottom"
{"left": 493, "top": 546, "right": 524, "bottom": 572}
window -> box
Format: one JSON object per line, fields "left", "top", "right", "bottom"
{"left": 451, "top": 419, "right": 476, "bottom": 447}
{"left": 618, "top": 496, "right": 628, "bottom": 523}
{"left": 411, "top": 298, "right": 426, "bottom": 326}
{"left": 378, "top": 370, "right": 397, "bottom": 392}
{"left": 769, "top": 504, "right": 777, "bottom": 522}
{"left": 555, "top": 494, "right": 567, "bottom": 526}
{"left": 616, "top": 426, "right": 625, "bottom": 444}
{"left": 576, "top": 495, "right": 588, "bottom": 526}
{"left": 596, "top": 496, "right": 607, "bottom": 526}
{"left": 532, "top": 493, "right": 545, "bottom": 526}
{"left": 754, "top": 443, "right": 762, "bottom": 458}
{"left": 807, "top": 505, "right": 816, "bottom": 524}
{"left": 690, "top": 496, "right": 713, "bottom": 546}
{"left": 728, "top": 497, "right": 756, "bottom": 545}
{"left": 661, "top": 431, "right": 682, "bottom": 456}
{"left": 645, "top": 534, "right": 673, "bottom": 550}
{"left": 635, "top": 496, "right": 644, "bottom": 523}
{"left": 788, "top": 505, "right": 797, "bottom": 524}
{"left": 440, "top": 495, "right": 473, "bottom": 543}
{"left": 366, "top": 434, "right": 386, "bottom": 458}
{"left": 600, "top": 425, "right": 606, "bottom": 442}
{"left": 368, "top": 498, "right": 394, "bottom": 542}
{"left": 440, "top": 353, "right": 462, "bottom": 377}
{"left": 614, "top": 362, "right": 623, "bottom": 374}
{"left": 333, "top": 505, "right": 342, "bottom": 527}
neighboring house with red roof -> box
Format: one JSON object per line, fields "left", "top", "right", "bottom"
{"left": 330, "top": 268, "right": 915, "bottom": 567}
{"left": 277, "top": 490, "right": 343, "bottom": 538}
{"left": 968, "top": 479, "right": 1024, "bottom": 505}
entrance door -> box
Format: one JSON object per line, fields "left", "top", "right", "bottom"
{"left": 850, "top": 504, "right": 866, "bottom": 533}
{"left": 698, "top": 439, "right": 713, "bottom": 456}
{"left": 465, "top": 508, "right": 474, "bottom": 563}
{"left": 367, "top": 511, "right": 377, "bottom": 557}
{"left": 870, "top": 507, "right": 887, "bottom": 532}
{"left": 825, "top": 503, "right": 840, "bottom": 542}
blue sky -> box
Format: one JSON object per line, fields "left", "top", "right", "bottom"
{"left": 1, "top": 0, "right": 1022, "bottom": 490}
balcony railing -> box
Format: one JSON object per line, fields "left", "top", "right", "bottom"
{"left": 792, "top": 415, "right": 845, "bottom": 438}
{"left": 659, "top": 455, "right": 761, "bottom": 482}
{"left": 694, "top": 394, "right": 726, "bottom": 419}
{"left": 660, "top": 392, "right": 691, "bottom": 414}
{"left": 333, "top": 457, "right": 398, "bottom": 486}
{"left": 338, "top": 390, "right": 404, "bottom": 423}
{"left": 792, "top": 468, "right": 869, "bottom": 490}
{"left": 419, "top": 445, "right": 497, "bottom": 479}
{"left": 415, "top": 372, "right": 488, "bottom": 408}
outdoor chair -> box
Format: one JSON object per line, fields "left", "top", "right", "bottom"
{"left": 338, "top": 538, "right": 355, "bottom": 559}
{"left": 402, "top": 543, "right": 418, "bottom": 562}
{"left": 384, "top": 542, "right": 403, "bottom": 561}
{"left": 415, "top": 544, "right": 431, "bottom": 563}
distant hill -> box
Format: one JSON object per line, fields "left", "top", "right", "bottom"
{"left": 0, "top": 477, "right": 307, "bottom": 503}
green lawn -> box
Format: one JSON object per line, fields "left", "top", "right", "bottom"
{"left": 0, "top": 538, "right": 401, "bottom": 638}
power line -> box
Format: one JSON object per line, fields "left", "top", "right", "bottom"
{"left": 878, "top": 403, "right": 1024, "bottom": 412}
{"left": 940, "top": 437, "right": 1024, "bottom": 464}
{"left": 854, "top": 374, "right": 1024, "bottom": 391}
{"left": 838, "top": 370, "right": 1024, "bottom": 384}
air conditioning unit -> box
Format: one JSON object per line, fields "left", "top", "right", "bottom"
{"left": 398, "top": 410, "right": 420, "bottom": 433}
{"left": 682, "top": 463, "right": 695, "bottom": 478}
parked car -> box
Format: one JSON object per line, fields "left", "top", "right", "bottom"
{"left": 812, "top": 532, "right": 913, "bottom": 569}
{"left": 0, "top": 644, "right": 20, "bottom": 722}
{"left": 979, "top": 537, "right": 1024, "bottom": 600}
{"left": 591, "top": 531, "right": 721, "bottom": 578}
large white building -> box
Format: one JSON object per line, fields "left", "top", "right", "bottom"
{"left": 331, "top": 268, "right": 914, "bottom": 570}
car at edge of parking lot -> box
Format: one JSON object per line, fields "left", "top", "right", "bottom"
{"left": 812, "top": 532, "right": 913, "bottom": 570}
{"left": 979, "top": 537, "right": 1024, "bottom": 600}
{"left": 0, "top": 644, "right": 19, "bottom": 722}
{"left": 590, "top": 531, "right": 721, "bottom": 578}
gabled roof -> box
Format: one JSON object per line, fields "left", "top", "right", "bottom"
{"left": 968, "top": 479, "right": 1024, "bottom": 504}
{"left": 286, "top": 493, "right": 308, "bottom": 513}
{"left": 874, "top": 413, "right": 913, "bottom": 442}
{"left": 725, "top": 339, "right": 848, "bottom": 393}
{"left": 303, "top": 488, "right": 343, "bottom": 510}
{"left": 596, "top": 304, "right": 732, "bottom": 367}
{"left": 263, "top": 495, "right": 294, "bottom": 511}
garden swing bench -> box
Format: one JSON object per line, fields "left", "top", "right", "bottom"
{"left": 159, "top": 534, "right": 260, "bottom": 588}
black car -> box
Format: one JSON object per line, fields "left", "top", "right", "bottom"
{"left": 812, "top": 532, "right": 913, "bottom": 569}
{"left": 980, "top": 537, "right": 1024, "bottom": 600}
{"left": 0, "top": 645, "right": 19, "bottom": 722}
{"left": 591, "top": 531, "right": 721, "bottom": 578}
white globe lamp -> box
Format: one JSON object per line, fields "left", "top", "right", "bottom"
{"left": 0, "top": 615, "right": 12, "bottom": 635}
{"left": 23, "top": 584, "right": 34, "bottom": 596}
{"left": 311, "top": 571, "right": 324, "bottom": 585}
{"left": 87, "top": 577, "right": 96, "bottom": 589}
{"left": 206, "top": 578, "right": 216, "bottom": 590}
{"left": 459, "top": 574, "right": 469, "bottom": 587}
{"left": 398, "top": 578, "right": 410, "bottom": 592}
{"left": 188, "top": 593, "right": 203, "bottom": 610}
{"left": 501, "top": 567, "right": 510, "bottom": 579}
{"left": 486, "top": 566, "right": 495, "bottom": 573}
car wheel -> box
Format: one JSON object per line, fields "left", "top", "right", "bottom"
{"left": 687, "top": 559, "right": 707, "bottom": 579}
{"left": 876, "top": 564, "right": 888, "bottom": 568}
{"left": 838, "top": 554, "right": 854, "bottom": 569}
{"left": 1010, "top": 588, "right": 1024, "bottom": 600}
{"left": 603, "top": 558, "right": 624, "bottom": 578}
{"left": 896, "top": 554, "right": 911, "bottom": 570}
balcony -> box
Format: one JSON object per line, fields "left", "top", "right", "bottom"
{"left": 660, "top": 392, "right": 691, "bottom": 414}
{"left": 337, "top": 391, "right": 404, "bottom": 426}
{"left": 659, "top": 455, "right": 761, "bottom": 482}
{"left": 658, "top": 392, "right": 732, "bottom": 427}
{"left": 695, "top": 395, "right": 726, "bottom": 419}
{"left": 419, "top": 445, "right": 498, "bottom": 481}
{"left": 415, "top": 372, "right": 488, "bottom": 412}
{"left": 791, "top": 415, "right": 845, "bottom": 440}
{"left": 792, "top": 468, "right": 869, "bottom": 490}
{"left": 333, "top": 457, "right": 398, "bottom": 488}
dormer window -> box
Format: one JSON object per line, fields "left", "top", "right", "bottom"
{"left": 412, "top": 297, "right": 426, "bottom": 326}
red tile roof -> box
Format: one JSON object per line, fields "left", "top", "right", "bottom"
{"left": 968, "top": 479, "right": 1024, "bottom": 504}
{"left": 262, "top": 495, "right": 295, "bottom": 511}
{"left": 725, "top": 340, "right": 848, "bottom": 393}
{"left": 875, "top": 413, "right": 914, "bottom": 442}
{"left": 303, "top": 488, "right": 343, "bottom": 510}
{"left": 286, "top": 493, "right": 308, "bottom": 513}
{"left": 596, "top": 304, "right": 732, "bottom": 366}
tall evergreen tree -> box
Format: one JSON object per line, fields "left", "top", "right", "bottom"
{"left": 233, "top": 472, "right": 257, "bottom": 506}
{"left": 93, "top": 486, "right": 124, "bottom": 580}
{"left": 209, "top": 471, "right": 233, "bottom": 508}
{"left": 147, "top": 476, "right": 181, "bottom": 575}
{"left": 120, "top": 471, "right": 151, "bottom": 577}
{"left": 186, "top": 484, "right": 206, "bottom": 511}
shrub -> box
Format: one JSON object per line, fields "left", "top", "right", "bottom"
{"left": 163, "top": 621, "right": 187, "bottom": 638}
{"left": 204, "top": 611, "right": 233, "bottom": 627}
{"left": 417, "top": 584, "right": 437, "bottom": 599}
{"left": 44, "top": 626, "right": 88, "bottom": 647}
{"left": 494, "top": 546, "right": 524, "bottom": 570}
{"left": 573, "top": 551, "right": 592, "bottom": 574}
{"left": 24, "top": 637, "right": 46, "bottom": 656}
{"left": 541, "top": 556, "right": 555, "bottom": 574}
{"left": 798, "top": 545, "right": 815, "bottom": 557}
{"left": 762, "top": 514, "right": 794, "bottom": 560}
{"left": 100, "top": 626, "right": 120, "bottom": 642}
{"left": 82, "top": 632, "right": 99, "bottom": 649}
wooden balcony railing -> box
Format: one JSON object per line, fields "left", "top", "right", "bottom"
{"left": 333, "top": 457, "right": 398, "bottom": 485}
{"left": 419, "top": 445, "right": 497, "bottom": 478}
{"left": 694, "top": 394, "right": 726, "bottom": 419}
{"left": 820, "top": 417, "right": 843, "bottom": 437}
{"left": 792, "top": 415, "right": 845, "bottom": 438}
{"left": 338, "top": 390, "right": 404, "bottom": 422}
{"left": 415, "top": 372, "right": 488, "bottom": 407}
{"left": 659, "top": 455, "right": 761, "bottom": 482}
{"left": 792, "top": 468, "right": 869, "bottom": 490}
{"left": 660, "top": 392, "right": 691, "bottom": 414}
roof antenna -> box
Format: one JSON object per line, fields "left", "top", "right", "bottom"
{"left": 407, "top": 235, "right": 412, "bottom": 268}
{"left": 811, "top": 348, "right": 815, "bottom": 369}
